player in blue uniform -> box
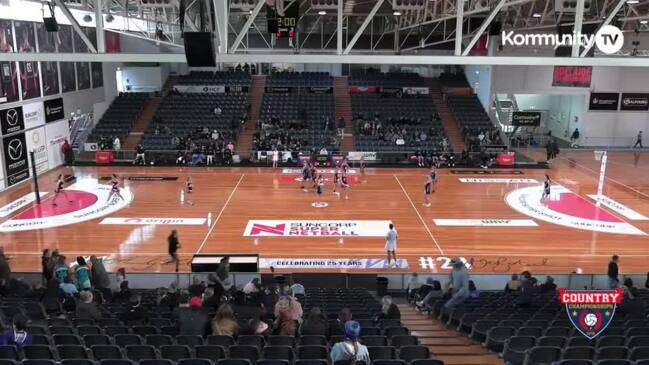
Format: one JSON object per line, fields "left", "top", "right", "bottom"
{"left": 107, "top": 174, "right": 125, "bottom": 202}
{"left": 423, "top": 167, "right": 437, "bottom": 207}
{"left": 541, "top": 174, "right": 551, "bottom": 203}
{"left": 300, "top": 161, "right": 310, "bottom": 191}
{"left": 52, "top": 174, "right": 73, "bottom": 207}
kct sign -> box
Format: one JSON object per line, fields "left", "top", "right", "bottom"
{"left": 244, "top": 220, "right": 392, "bottom": 237}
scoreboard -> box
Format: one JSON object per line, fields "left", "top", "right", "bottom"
{"left": 266, "top": 0, "right": 299, "bottom": 38}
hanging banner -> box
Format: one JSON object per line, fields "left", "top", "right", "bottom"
{"left": 308, "top": 87, "right": 333, "bottom": 94}
{"left": 172, "top": 85, "right": 226, "bottom": 93}
{"left": 265, "top": 86, "right": 293, "bottom": 93}
{"left": 620, "top": 93, "right": 649, "bottom": 111}
{"left": 512, "top": 111, "right": 542, "bottom": 127}
{"left": 589, "top": 92, "right": 619, "bottom": 111}
{"left": 44, "top": 98, "right": 65, "bottom": 123}
{"left": 379, "top": 87, "right": 402, "bottom": 96}
{"left": 402, "top": 87, "right": 430, "bottom": 95}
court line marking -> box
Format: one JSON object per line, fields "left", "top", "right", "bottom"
{"left": 195, "top": 173, "right": 246, "bottom": 254}
{"left": 559, "top": 155, "right": 649, "bottom": 200}
{"left": 394, "top": 174, "right": 444, "bottom": 255}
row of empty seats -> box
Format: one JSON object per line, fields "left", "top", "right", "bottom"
{"left": 87, "top": 93, "right": 149, "bottom": 143}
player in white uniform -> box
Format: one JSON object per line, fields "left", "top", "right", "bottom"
{"left": 541, "top": 174, "right": 551, "bottom": 203}
{"left": 107, "top": 174, "right": 125, "bottom": 202}
{"left": 52, "top": 174, "right": 73, "bottom": 207}
{"left": 385, "top": 223, "right": 398, "bottom": 268}
{"left": 314, "top": 175, "right": 324, "bottom": 206}
{"left": 423, "top": 167, "right": 437, "bottom": 207}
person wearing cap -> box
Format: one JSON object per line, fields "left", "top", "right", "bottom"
{"left": 178, "top": 296, "right": 210, "bottom": 336}
{"left": 443, "top": 258, "right": 470, "bottom": 312}
{"left": 330, "top": 320, "right": 370, "bottom": 364}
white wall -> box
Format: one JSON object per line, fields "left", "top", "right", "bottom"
{"left": 120, "top": 66, "right": 163, "bottom": 92}
{"left": 493, "top": 65, "right": 649, "bottom": 146}
{"left": 465, "top": 65, "right": 493, "bottom": 110}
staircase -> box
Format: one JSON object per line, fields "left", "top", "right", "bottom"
{"left": 426, "top": 78, "right": 466, "bottom": 153}
{"left": 334, "top": 76, "right": 355, "bottom": 152}
{"left": 123, "top": 97, "right": 162, "bottom": 150}
{"left": 236, "top": 75, "right": 266, "bottom": 161}
{"left": 399, "top": 304, "right": 504, "bottom": 365}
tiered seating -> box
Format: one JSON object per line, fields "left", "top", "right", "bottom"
{"left": 438, "top": 73, "right": 470, "bottom": 88}
{"left": 266, "top": 72, "right": 333, "bottom": 87}
{"left": 446, "top": 95, "right": 501, "bottom": 150}
{"left": 87, "top": 93, "right": 149, "bottom": 143}
{"left": 141, "top": 92, "right": 247, "bottom": 151}
{"left": 0, "top": 288, "right": 441, "bottom": 365}
{"left": 351, "top": 95, "right": 444, "bottom": 152}
{"left": 256, "top": 73, "right": 336, "bottom": 152}
{"left": 349, "top": 71, "right": 426, "bottom": 87}
{"left": 423, "top": 289, "right": 649, "bottom": 365}
{"left": 173, "top": 71, "right": 251, "bottom": 87}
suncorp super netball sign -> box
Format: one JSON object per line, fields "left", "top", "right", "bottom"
{"left": 244, "top": 220, "right": 392, "bottom": 237}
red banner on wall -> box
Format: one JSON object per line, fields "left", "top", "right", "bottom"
{"left": 349, "top": 86, "right": 377, "bottom": 94}
{"left": 105, "top": 31, "right": 121, "bottom": 53}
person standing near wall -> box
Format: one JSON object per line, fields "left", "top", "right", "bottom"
{"left": 570, "top": 128, "right": 580, "bottom": 148}
{"left": 634, "top": 131, "right": 643, "bottom": 148}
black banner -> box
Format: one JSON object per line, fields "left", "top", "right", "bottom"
{"left": 225, "top": 85, "right": 249, "bottom": 93}
{"left": 620, "top": 93, "right": 649, "bottom": 111}
{"left": 512, "top": 111, "right": 541, "bottom": 127}
{"left": 0, "top": 106, "right": 25, "bottom": 135}
{"left": 265, "top": 86, "right": 292, "bottom": 93}
{"left": 379, "top": 87, "right": 402, "bottom": 96}
{"left": 3, "top": 132, "right": 29, "bottom": 186}
{"left": 308, "top": 86, "right": 333, "bottom": 94}
{"left": 589, "top": 92, "right": 619, "bottom": 111}
{"left": 44, "top": 98, "right": 65, "bottom": 123}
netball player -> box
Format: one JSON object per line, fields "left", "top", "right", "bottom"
{"left": 333, "top": 165, "right": 341, "bottom": 197}
{"left": 310, "top": 163, "right": 318, "bottom": 189}
{"left": 51, "top": 174, "right": 73, "bottom": 207}
{"left": 315, "top": 174, "right": 324, "bottom": 206}
{"left": 340, "top": 165, "right": 350, "bottom": 200}
{"left": 541, "top": 174, "right": 551, "bottom": 203}
{"left": 385, "top": 223, "right": 398, "bottom": 268}
{"left": 423, "top": 167, "right": 437, "bottom": 207}
{"left": 359, "top": 155, "right": 365, "bottom": 174}
{"left": 300, "top": 160, "right": 310, "bottom": 191}
{"left": 185, "top": 177, "right": 194, "bottom": 206}
{"left": 107, "top": 174, "right": 125, "bottom": 202}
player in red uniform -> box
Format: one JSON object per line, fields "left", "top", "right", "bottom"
{"left": 52, "top": 174, "right": 73, "bottom": 207}
{"left": 107, "top": 174, "right": 125, "bottom": 202}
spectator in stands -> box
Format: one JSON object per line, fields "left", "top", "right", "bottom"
{"left": 377, "top": 295, "right": 400, "bottom": 320}
{"left": 608, "top": 255, "right": 620, "bottom": 288}
{"left": 75, "top": 256, "right": 91, "bottom": 290}
{"left": 505, "top": 274, "right": 521, "bottom": 292}
{"left": 188, "top": 276, "right": 205, "bottom": 297}
{"left": 517, "top": 271, "right": 536, "bottom": 308}
{"left": 54, "top": 255, "right": 68, "bottom": 283}
{"left": 178, "top": 296, "right": 210, "bottom": 336}
{"left": 116, "top": 268, "right": 126, "bottom": 289}
{"left": 214, "top": 106, "right": 222, "bottom": 115}
{"left": 90, "top": 256, "right": 110, "bottom": 292}
{"left": 275, "top": 290, "right": 303, "bottom": 323}
{"left": 60, "top": 276, "right": 78, "bottom": 296}
{"left": 635, "top": 131, "right": 643, "bottom": 148}
{"left": 243, "top": 278, "right": 261, "bottom": 295}
{"left": 276, "top": 307, "right": 296, "bottom": 336}
{"left": 113, "top": 136, "right": 121, "bottom": 152}
{"left": 290, "top": 282, "right": 305, "bottom": 296}
{"left": 202, "top": 287, "right": 220, "bottom": 311}
{"left": 124, "top": 294, "right": 148, "bottom": 325}
{"left": 443, "top": 258, "right": 470, "bottom": 312}
{"left": 406, "top": 273, "right": 423, "bottom": 301}
{"left": 300, "top": 307, "right": 329, "bottom": 336}
{"left": 243, "top": 311, "right": 270, "bottom": 336}
{"left": 41, "top": 249, "right": 52, "bottom": 286}
{"left": 468, "top": 280, "right": 480, "bottom": 298}
{"left": 0, "top": 315, "right": 32, "bottom": 348}
{"left": 539, "top": 276, "right": 556, "bottom": 293}
{"left": 212, "top": 303, "right": 239, "bottom": 336}
{"left": 133, "top": 144, "right": 146, "bottom": 165}
{"left": 415, "top": 278, "right": 443, "bottom": 308}
{"left": 0, "top": 250, "right": 10, "bottom": 285}
{"left": 570, "top": 128, "right": 580, "bottom": 147}
{"left": 330, "top": 321, "right": 370, "bottom": 365}
{"left": 61, "top": 140, "right": 74, "bottom": 166}
{"left": 210, "top": 256, "right": 231, "bottom": 290}
{"left": 619, "top": 283, "right": 645, "bottom": 316}
{"left": 76, "top": 290, "right": 102, "bottom": 320}
{"left": 338, "top": 117, "right": 346, "bottom": 139}
{"left": 329, "top": 307, "right": 352, "bottom": 338}
{"left": 159, "top": 283, "right": 180, "bottom": 310}
{"left": 113, "top": 280, "right": 133, "bottom": 303}
{"left": 41, "top": 279, "right": 64, "bottom": 315}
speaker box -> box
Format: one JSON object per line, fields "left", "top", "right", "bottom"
{"left": 184, "top": 32, "right": 216, "bottom": 67}
{"left": 43, "top": 17, "right": 59, "bottom": 32}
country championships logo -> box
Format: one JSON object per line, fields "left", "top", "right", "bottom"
{"left": 558, "top": 288, "right": 623, "bottom": 339}
{"left": 502, "top": 25, "right": 624, "bottom": 55}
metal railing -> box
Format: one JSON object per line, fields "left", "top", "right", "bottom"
{"left": 70, "top": 113, "right": 94, "bottom": 149}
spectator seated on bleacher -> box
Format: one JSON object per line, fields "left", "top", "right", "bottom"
{"left": 330, "top": 320, "right": 371, "bottom": 365}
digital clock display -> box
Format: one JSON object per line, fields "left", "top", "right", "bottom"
{"left": 266, "top": 0, "right": 299, "bottom": 38}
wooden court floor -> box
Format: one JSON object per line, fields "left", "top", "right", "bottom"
{"left": 2, "top": 149, "right": 649, "bottom": 275}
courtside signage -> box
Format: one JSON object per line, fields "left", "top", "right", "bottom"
{"left": 433, "top": 219, "right": 538, "bottom": 227}
{"left": 459, "top": 178, "right": 538, "bottom": 183}
{"left": 100, "top": 217, "right": 207, "bottom": 225}
{"left": 244, "top": 220, "right": 391, "bottom": 237}
{"left": 0, "top": 192, "right": 48, "bottom": 217}
{"left": 258, "top": 258, "right": 409, "bottom": 269}
{"left": 282, "top": 168, "right": 358, "bottom": 174}
{"left": 586, "top": 195, "right": 649, "bottom": 220}
{"left": 559, "top": 288, "right": 622, "bottom": 339}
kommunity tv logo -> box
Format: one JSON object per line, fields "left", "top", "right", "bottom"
{"left": 501, "top": 25, "right": 624, "bottom": 54}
